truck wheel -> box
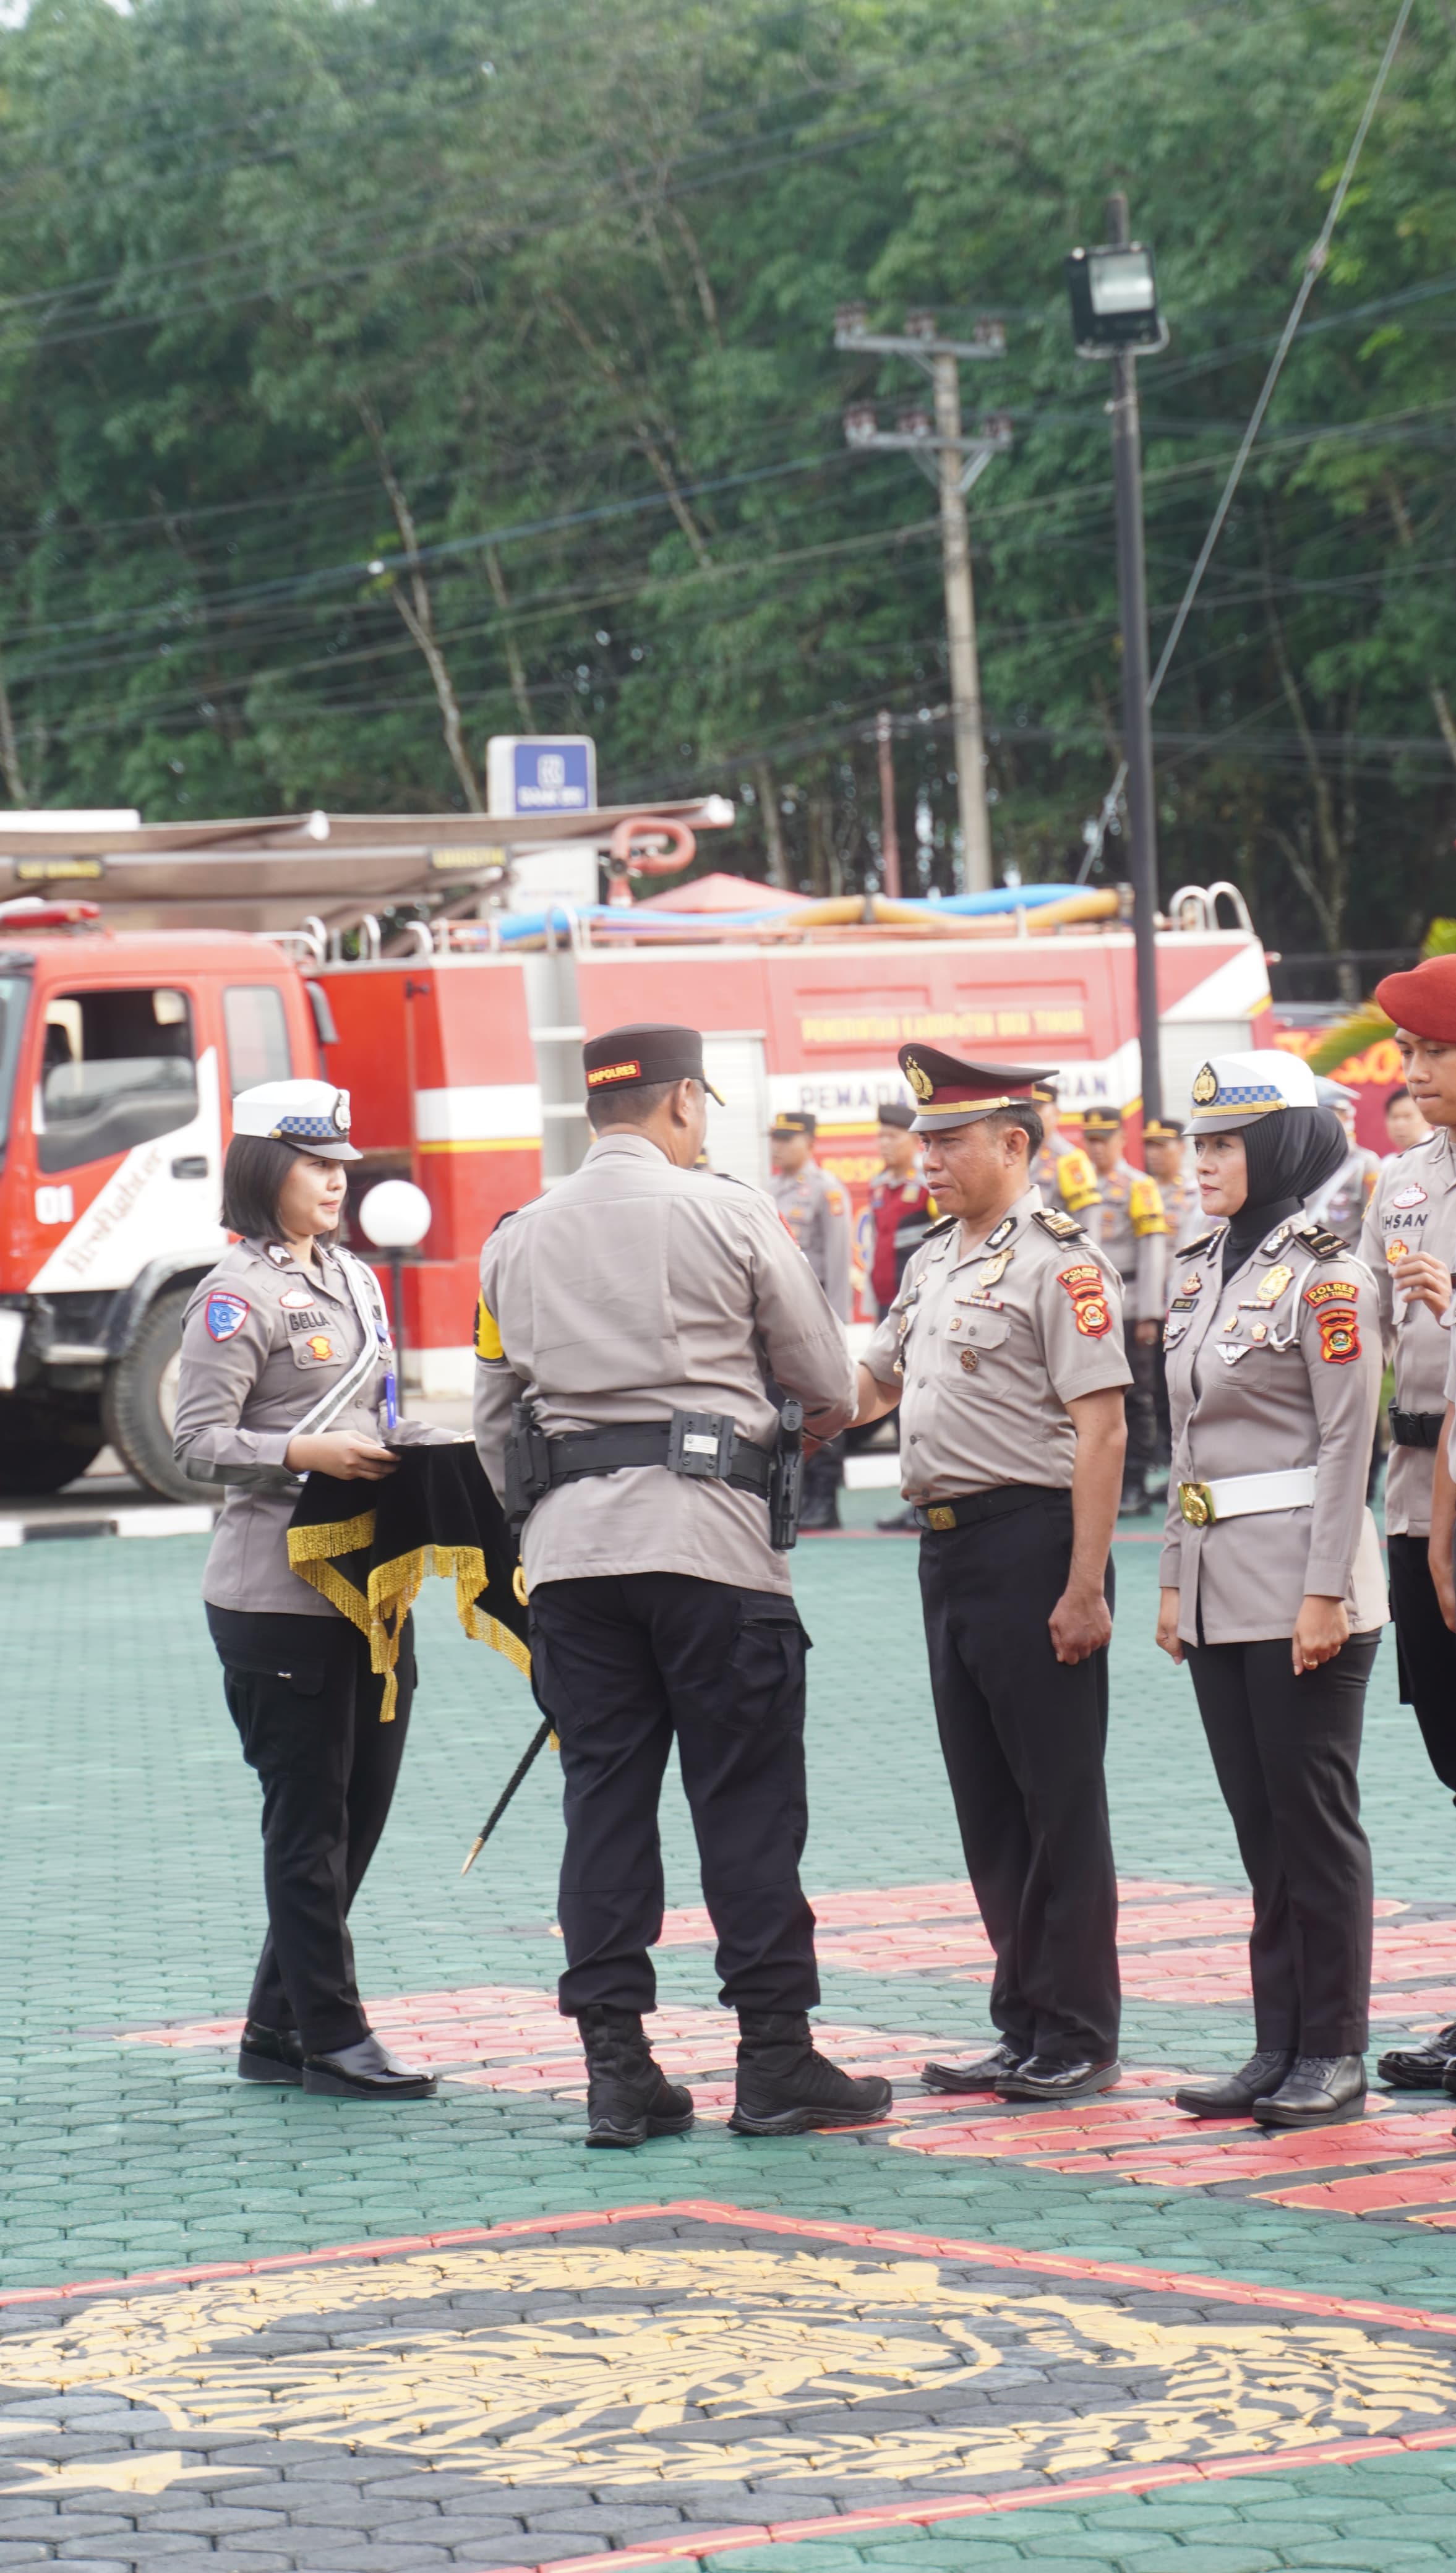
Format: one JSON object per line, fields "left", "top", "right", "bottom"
{"left": 0, "top": 1402, "right": 101, "bottom": 1496}
{"left": 103, "top": 1287, "right": 218, "bottom": 1505}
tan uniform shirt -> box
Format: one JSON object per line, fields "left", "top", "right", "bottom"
{"left": 474, "top": 1131, "right": 855, "bottom": 1597}
{"left": 1360, "top": 1128, "right": 1456, "bottom": 1537}
{"left": 173, "top": 1236, "right": 453, "bottom": 1618}
{"left": 863, "top": 1187, "right": 1132, "bottom": 1503}
{"left": 1031, "top": 1137, "right": 1101, "bottom": 1220}
{"left": 1086, "top": 1160, "right": 1169, "bottom": 1321}
{"left": 1308, "top": 1145, "right": 1382, "bottom": 1250}
{"left": 768, "top": 1160, "right": 854, "bottom": 1320}
{"left": 1158, "top": 1218, "right": 1385, "bottom": 1643}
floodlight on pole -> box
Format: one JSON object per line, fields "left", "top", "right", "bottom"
{"left": 1064, "top": 195, "right": 1168, "bottom": 1126}
{"left": 832, "top": 303, "right": 1009, "bottom": 893}
{"left": 359, "top": 1179, "right": 432, "bottom": 1419}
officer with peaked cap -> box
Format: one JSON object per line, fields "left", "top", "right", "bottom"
{"left": 474, "top": 1024, "right": 891, "bottom": 2146}
{"left": 855, "top": 1046, "right": 1132, "bottom": 2101}
{"left": 1029, "top": 1077, "right": 1101, "bottom": 1220}
{"left": 1357, "top": 959, "right": 1456, "bottom": 2094}
{"left": 1157, "top": 1051, "right": 1384, "bottom": 2130}
{"left": 768, "top": 1111, "right": 855, "bottom": 1529}
{"left": 173, "top": 1080, "right": 455, "bottom": 2102}
{"left": 1080, "top": 1106, "right": 1170, "bottom": 1513}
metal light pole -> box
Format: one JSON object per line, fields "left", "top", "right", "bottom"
{"left": 875, "top": 709, "right": 902, "bottom": 899}
{"left": 1065, "top": 199, "right": 1169, "bottom": 1127}
{"left": 836, "top": 306, "right": 1009, "bottom": 894}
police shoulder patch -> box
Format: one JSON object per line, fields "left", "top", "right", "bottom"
{"left": 1034, "top": 1206, "right": 1084, "bottom": 1241}
{"left": 475, "top": 1296, "right": 504, "bottom": 1362}
{"left": 205, "top": 1291, "right": 250, "bottom": 1343}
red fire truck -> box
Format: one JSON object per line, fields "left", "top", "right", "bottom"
{"left": 0, "top": 808, "right": 1272, "bottom": 1499}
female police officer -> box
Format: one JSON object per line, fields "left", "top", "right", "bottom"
{"left": 173, "top": 1079, "right": 450, "bottom": 2102}
{"left": 1156, "top": 1053, "right": 1385, "bottom": 2130}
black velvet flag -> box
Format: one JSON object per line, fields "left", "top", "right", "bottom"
{"left": 286, "top": 1442, "right": 531, "bottom": 1719}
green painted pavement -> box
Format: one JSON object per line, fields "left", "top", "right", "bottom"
{"left": 0, "top": 1503, "right": 1454, "bottom": 2569}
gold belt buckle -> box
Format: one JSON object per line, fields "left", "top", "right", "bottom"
{"left": 926, "top": 1504, "right": 957, "bottom": 1531}
{"left": 1178, "top": 1480, "right": 1216, "bottom": 1528}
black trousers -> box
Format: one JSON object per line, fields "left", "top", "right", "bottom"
{"left": 1125, "top": 1336, "right": 1159, "bottom": 1484}
{"left": 528, "top": 1573, "right": 819, "bottom": 2019}
{"left": 917, "top": 1492, "right": 1121, "bottom": 2063}
{"left": 207, "top": 1605, "right": 415, "bottom": 2057}
{"left": 1152, "top": 1338, "right": 1173, "bottom": 1465}
{"left": 1388, "top": 1533, "right": 1456, "bottom": 1793}
{"left": 1186, "top": 1631, "right": 1377, "bottom": 2054}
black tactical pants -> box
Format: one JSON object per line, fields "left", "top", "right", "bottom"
{"left": 1388, "top": 1533, "right": 1456, "bottom": 1793}
{"left": 528, "top": 1573, "right": 820, "bottom": 2019}
{"left": 918, "top": 1491, "right": 1121, "bottom": 2065}
{"left": 207, "top": 1606, "right": 415, "bottom": 2057}
{"left": 1186, "top": 1631, "right": 1377, "bottom": 2055}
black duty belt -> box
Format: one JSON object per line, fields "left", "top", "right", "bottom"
{"left": 545, "top": 1418, "right": 773, "bottom": 1496}
{"left": 912, "top": 1483, "right": 1066, "bottom": 1533}
{"left": 1389, "top": 1405, "right": 1445, "bottom": 1450}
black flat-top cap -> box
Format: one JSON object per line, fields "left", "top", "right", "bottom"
{"left": 877, "top": 1100, "right": 917, "bottom": 1131}
{"left": 583, "top": 1022, "right": 725, "bottom": 1106}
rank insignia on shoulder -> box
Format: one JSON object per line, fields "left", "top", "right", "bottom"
{"left": 1176, "top": 1227, "right": 1223, "bottom": 1260}
{"left": 922, "top": 1213, "right": 958, "bottom": 1241}
{"left": 1034, "top": 1207, "right": 1083, "bottom": 1241}
{"left": 205, "top": 1291, "right": 250, "bottom": 1342}
{"left": 263, "top": 1241, "right": 293, "bottom": 1267}
{"left": 984, "top": 1212, "right": 1017, "bottom": 1251}
{"left": 1292, "top": 1217, "right": 1344, "bottom": 1261}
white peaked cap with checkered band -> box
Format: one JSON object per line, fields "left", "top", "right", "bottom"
{"left": 231, "top": 1078, "right": 362, "bottom": 1161}
{"left": 1186, "top": 1049, "right": 1319, "bottom": 1134}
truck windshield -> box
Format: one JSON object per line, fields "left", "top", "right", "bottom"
{"left": 0, "top": 976, "right": 32, "bottom": 1166}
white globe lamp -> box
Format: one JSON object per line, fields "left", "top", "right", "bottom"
{"left": 358, "top": 1181, "right": 433, "bottom": 1414}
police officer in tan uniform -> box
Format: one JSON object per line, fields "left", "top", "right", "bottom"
{"left": 855, "top": 1047, "right": 1132, "bottom": 2102}
{"left": 1029, "top": 1077, "right": 1101, "bottom": 1219}
{"left": 1364, "top": 958, "right": 1456, "bottom": 2092}
{"left": 1082, "top": 1105, "right": 1169, "bottom": 1514}
{"left": 768, "top": 1111, "right": 854, "bottom": 1528}
{"left": 1157, "top": 1052, "right": 1384, "bottom": 2130}
{"left": 173, "top": 1080, "right": 453, "bottom": 2104}
{"left": 1145, "top": 1115, "right": 1198, "bottom": 1470}
{"left": 474, "top": 1024, "right": 891, "bottom": 2146}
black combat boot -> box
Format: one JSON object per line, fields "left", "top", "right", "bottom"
{"left": 728, "top": 2011, "right": 893, "bottom": 2135}
{"left": 578, "top": 2005, "right": 694, "bottom": 2149}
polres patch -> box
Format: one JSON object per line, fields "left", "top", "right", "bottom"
{"left": 1056, "top": 1262, "right": 1112, "bottom": 1338}
{"left": 205, "top": 1291, "right": 251, "bottom": 1343}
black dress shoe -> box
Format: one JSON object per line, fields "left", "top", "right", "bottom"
{"left": 728, "top": 2011, "right": 893, "bottom": 2134}
{"left": 1174, "top": 2050, "right": 1295, "bottom": 2118}
{"left": 1252, "top": 2053, "right": 1366, "bottom": 2128}
{"left": 578, "top": 2005, "right": 694, "bottom": 2149}
{"left": 301, "top": 2033, "right": 438, "bottom": 2100}
{"left": 1378, "top": 2023, "right": 1456, "bottom": 2090}
{"left": 995, "top": 2054, "right": 1121, "bottom": 2102}
{"left": 238, "top": 2021, "right": 304, "bottom": 2086}
{"left": 922, "top": 2042, "right": 1027, "bottom": 2093}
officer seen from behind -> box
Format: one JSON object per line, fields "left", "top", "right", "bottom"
{"left": 854, "top": 1048, "right": 1131, "bottom": 2103}
{"left": 768, "top": 1110, "right": 853, "bottom": 1530}
{"left": 474, "top": 1025, "right": 890, "bottom": 2146}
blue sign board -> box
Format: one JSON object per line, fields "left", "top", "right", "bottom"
{"left": 512, "top": 740, "right": 591, "bottom": 813}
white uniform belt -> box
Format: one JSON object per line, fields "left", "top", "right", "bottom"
{"left": 1178, "top": 1466, "right": 1316, "bottom": 1528}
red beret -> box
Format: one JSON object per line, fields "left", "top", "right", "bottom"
{"left": 1374, "top": 956, "right": 1456, "bottom": 1042}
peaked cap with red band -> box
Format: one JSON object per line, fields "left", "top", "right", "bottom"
{"left": 898, "top": 1043, "right": 1053, "bottom": 1135}
{"left": 1375, "top": 954, "right": 1456, "bottom": 1044}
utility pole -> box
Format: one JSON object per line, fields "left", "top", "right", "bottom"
{"left": 875, "top": 709, "right": 901, "bottom": 899}
{"left": 836, "top": 306, "right": 1009, "bottom": 895}
{"left": 1064, "top": 199, "right": 1169, "bottom": 1128}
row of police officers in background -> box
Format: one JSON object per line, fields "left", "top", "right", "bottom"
{"left": 171, "top": 967, "right": 1456, "bottom": 2140}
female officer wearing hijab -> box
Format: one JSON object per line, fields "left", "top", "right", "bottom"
{"left": 173, "top": 1080, "right": 455, "bottom": 2102}
{"left": 1155, "top": 1052, "right": 1385, "bottom": 2130}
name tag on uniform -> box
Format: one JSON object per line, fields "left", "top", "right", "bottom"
{"left": 286, "top": 1308, "right": 327, "bottom": 1334}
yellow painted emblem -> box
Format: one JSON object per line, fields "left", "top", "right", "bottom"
{"left": 1191, "top": 1063, "right": 1218, "bottom": 1105}
{"left": 3, "top": 2234, "right": 1455, "bottom": 2501}
{"left": 904, "top": 1054, "right": 935, "bottom": 1102}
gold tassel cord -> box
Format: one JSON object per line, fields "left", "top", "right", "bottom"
{"left": 286, "top": 1523, "right": 531, "bottom": 1721}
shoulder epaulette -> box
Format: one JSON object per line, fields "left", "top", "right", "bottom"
{"left": 1291, "top": 1216, "right": 1344, "bottom": 1261}
{"left": 1176, "top": 1225, "right": 1224, "bottom": 1259}
{"left": 1034, "top": 1206, "right": 1084, "bottom": 1242}
{"left": 921, "top": 1212, "right": 959, "bottom": 1241}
